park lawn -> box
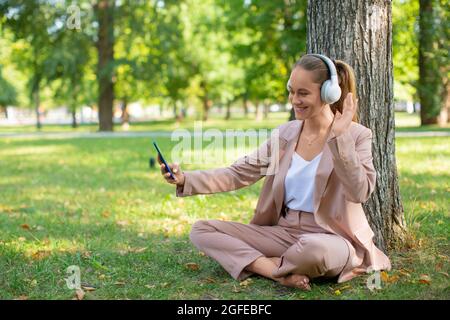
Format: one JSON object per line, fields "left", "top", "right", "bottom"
{"left": 0, "top": 133, "right": 448, "bottom": 300}
{"left": 0, "top": 112, "right": 449, "bottom": 135}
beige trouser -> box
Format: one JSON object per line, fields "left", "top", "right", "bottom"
{"left": 189, "top": 208, "right": 350, "bottom": 281}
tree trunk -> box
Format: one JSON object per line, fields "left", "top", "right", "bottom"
{"left": 202, "top": 98, "right": 210, "bottom": 121}
{"left": 225, "top": 101, "right": 231, "bottom": 120}
{"left": 308, "top": 0, "right": 405, "bottom": 251}
{"left": 1, "top": 106, "right": 8, "bottom": 119}
{"left": 33, "top": 88, "right": 41, "bottom": 130}
{"left": 121, "top": 98, "right": 129, "bottom": 125}
{"left": 418, "top": 0, "right": 441, "bottom": 125}
{"left": 173, "top": 100, "right": 178, "bottom": 120}
{"left": 263, "top": 102, "right": 269, "bottom": 119}
{"left": 243, "top": 93, "right": 249, "bottom": 117}
{"left": 255, "top": 100, "right": 262, "bottom": 121}
{"left": 71, "top": 109, "right": 77, "bottom": 128}
{"left": 200, "top": 81, "right": 210, "bottom": 121}
{"left": 96, "top": 0, "right": 115, "bottom": 132}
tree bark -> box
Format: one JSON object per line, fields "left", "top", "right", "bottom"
{"left": 418, "top": 0, "right": 441, "bottom": 125}
{"left": 307, "top": 0, "right": 405, "bottom": 251}
{"left": 96, "top": 0, "right": 115, "bottom": 132}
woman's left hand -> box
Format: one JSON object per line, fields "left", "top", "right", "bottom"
{"left": 331, "top": 93, "right": 357, "bottom": 137}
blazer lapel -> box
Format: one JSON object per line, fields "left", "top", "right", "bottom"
{"left": 312, "top": 132, "right": 335, "bottom": 214}
{"left": 272, "top": 120, "right": 337, "bottom": 217}
{"left": 272, "top": 121, "right": 302, "bottom": 216}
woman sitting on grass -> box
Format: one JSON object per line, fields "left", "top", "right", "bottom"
{"left": 158, "top": 54, "right": 391, "bottom": 290}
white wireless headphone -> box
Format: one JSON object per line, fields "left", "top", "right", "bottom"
{"left": 287, "top": 53, "right": 342, "bottom": 104}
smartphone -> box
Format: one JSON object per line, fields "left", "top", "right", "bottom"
{"left": 152, "top": 141, "right": 175, "bottom": 180}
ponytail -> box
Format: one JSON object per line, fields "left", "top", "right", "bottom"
{"left": 332, "top": 60, "right": 358, "bottom": 122}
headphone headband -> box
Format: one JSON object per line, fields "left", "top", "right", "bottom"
{"left": 307, "top": 53, "right": 338, "bottom": 82}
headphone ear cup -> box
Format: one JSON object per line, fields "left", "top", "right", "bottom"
{"left": 321, "top": 80, "right": 341, "bottom": 104}
{"left": 321, "top": 80, "right": 332, "bottom": 104}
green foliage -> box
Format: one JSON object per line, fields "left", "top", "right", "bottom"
{"left": 0, "top": 65, "right": 17, "bottom": 107}
{"left": 393, "top": 0, "right": 419, "bottom": 101}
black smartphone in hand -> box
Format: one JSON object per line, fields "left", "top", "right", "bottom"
{"left": 152, "top": 141, "right": 175, "bottom": 180}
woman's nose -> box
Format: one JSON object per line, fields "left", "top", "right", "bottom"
{"left": 291, "top": 94, "right": 302, "bottom": 105}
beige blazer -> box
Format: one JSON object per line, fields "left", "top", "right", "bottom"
{"left": 177, "top": 120, "right": 391, "bottom": 283}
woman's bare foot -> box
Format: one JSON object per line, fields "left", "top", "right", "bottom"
{"left": 267, "top": 257, "right": 311, "bottom": 291}
{"left": 276, "top": 274, "right": 311, "bottom": 291}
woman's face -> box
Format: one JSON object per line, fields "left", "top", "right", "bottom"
{"left": 288, "top": 67, "right": 324, "bottom": 120}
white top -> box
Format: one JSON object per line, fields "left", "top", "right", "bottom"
{"left": 284, "top": 151, "right": 323, "bottom": 213}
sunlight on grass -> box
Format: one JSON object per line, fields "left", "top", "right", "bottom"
{"left": 0, "top": 134, "right": 448, "bottom": 299}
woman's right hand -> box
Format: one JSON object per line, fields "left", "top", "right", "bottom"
{"left": 158, "top": 156, "right": 185, "bottom": 186}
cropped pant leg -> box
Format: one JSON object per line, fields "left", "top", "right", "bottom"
{"left": 189, "top": 219, "right": 297, "bottom": 280}
{"left": 272, "top": 232, "right": 350, "bottom": 279}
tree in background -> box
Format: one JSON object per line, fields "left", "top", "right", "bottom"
{"left": 44, "top": 4, "right": 95, "bottom": 128}
{"left": 0, "top": 65, "right": 17, "bottom": 118}
{"left": 392, "top": 0, "right": 419, "bottom": 104}
{"left": 0, "top": 0, "right": 57, "bottom": 129}
{"left": 307, "top": 0, "right": 406, "bottom": 251}
{"left": 94, "top": 0, "right": 115, "bottom": 131}
{"left": 418, "top": 0, "right": 449, "bottom": 126}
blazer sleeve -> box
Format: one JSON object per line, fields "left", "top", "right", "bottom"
{"left": 326, "top": 127, "right": 377, "bottom": 203}
{"left": 176, "top": 132, "right": 278, "bottom": 197}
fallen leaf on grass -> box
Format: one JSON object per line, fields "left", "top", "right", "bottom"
{"left": 380, "top": 271, "right": 400, "bottom": 284}
{"left": 131, "top": 247, "right": 147, "bottom": 253}
{"left": 185, "top": 262, "right": 200, "bottom": 271}
{"left": 418, "top": 274, "right": 431, "bottom": 285}
{"left": 239, "top": 279, "right": 253, "bottom": 287}
{"left": 81, "top": 284, "right": 96, "bottom": 292}
{"left": 20, "top": 224, "right": 30, "bottom": 230}
{"left": 31, "top": 250, "right": 51, "bottom": 260}
{"left": 114, "top": 281, "right": 126, "bottom": 286}
{"left": 116, "top": 220, "right": 129, "bottom": 227}
{"left": 438, "top": 272, "right": 449, "bottom": 278}
{"left": 203, "top": 277, "right": 216, "bottom": 284}
{"left": 101, "top": 211, "right": 110, "bottom": 218}
{"left": 14, "top": 295, "right": 29, "bottom": 300}
{"left": 398, "top": 269, "right": 411, "bottom": 277}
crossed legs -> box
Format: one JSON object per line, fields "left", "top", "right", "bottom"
{"left": 189, "top": 219, "right": 349, "bottom": 290}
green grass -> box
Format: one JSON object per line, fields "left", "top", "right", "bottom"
{"left": 0, "top": 128, "right": 449, "bottom": 299}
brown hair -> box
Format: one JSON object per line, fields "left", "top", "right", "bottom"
{"left": 293, "top": 55, "right": 358, "bottom": 122}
